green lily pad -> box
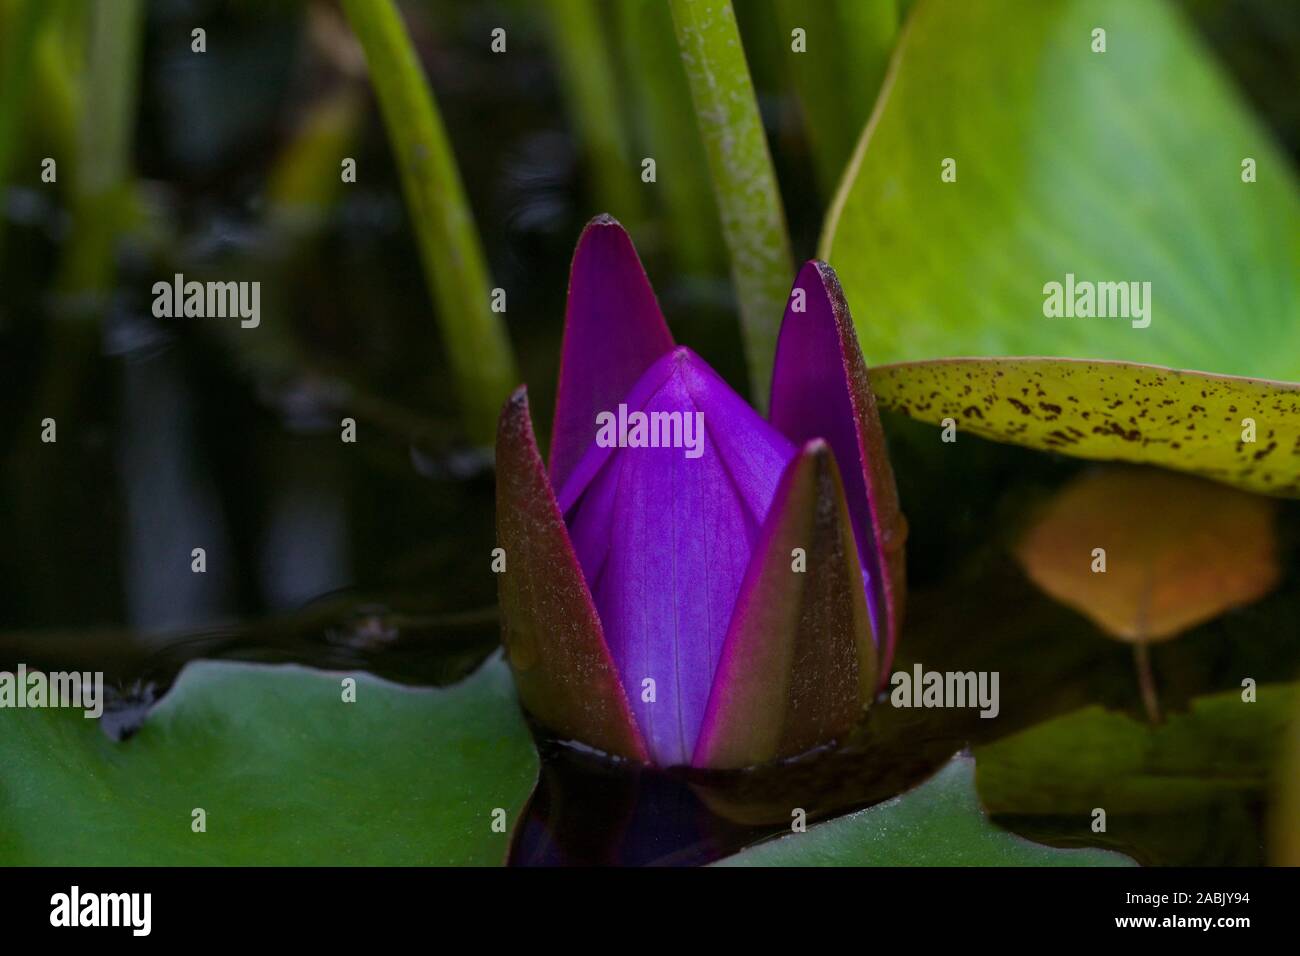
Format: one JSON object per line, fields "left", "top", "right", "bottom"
{"left": 714, "top": 755, "right": 1134, "bottom": 866}
{"left": 1273, "top": 704, "right": 1300, "bottom": 865}
{"left": 0, "top": 657, "right": 538, "bottom": 865}
{"left": 978, "top": 683, "right": 1297, "bottom": 812}
{"left": 976, "top": 683, "right": 1298, "bottom": 865}
{"left": 871, "top": 358, "right": 1300, "bottom": 496}
{"left": 824, "top": 0, "right": 1300, "bottom": 453}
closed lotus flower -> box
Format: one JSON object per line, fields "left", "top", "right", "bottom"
{"left": 496, "top": 215, "right": 906, "bottom": 769}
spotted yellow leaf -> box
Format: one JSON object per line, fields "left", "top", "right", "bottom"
{"left": 870, "top": 357, "right": 1300, "bottom": 497}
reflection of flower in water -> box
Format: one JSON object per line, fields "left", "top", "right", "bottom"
{"left": 326, "top": 604, "right": 400, "bottom": 650}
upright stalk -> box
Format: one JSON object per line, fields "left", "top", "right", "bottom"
{"left": 58, "top": 0, "right": 142, "bottom": 299}
{"left": 341, "top": 0, "right": 517, "bottom": 445}
{"left": 669, "top": 0, "right": 794, "bottom": 406}
{"left": 614, "top": 0, "right": 721, "bottom": 274}
{"left": 543, "top": 0, "right": 646, "bottom": 230}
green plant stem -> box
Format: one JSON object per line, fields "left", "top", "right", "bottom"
{"left": 1134, "top": 640, "right": 1161, "bottom": 725}
{"left": 58, "top": 0, "right": 142, "bottom": 300}
{"left": 265, "top": 86, "right": 363, "bottom": 235}
{"left": 614, "top": 0, "right": 721, "bottom": 273}
{"left": 31, "top": 6, "right": 80, "bottom": 159}
{"left": 543, "top": 0, "right": 645, "bottom": 229}
{"left": 0, "top": 0, "right": 57, "bottom": 253}
{"left": 341, "top": 0, "right": 517, "bottom": 446}
{"left": 668, "top": 0, "right": 794, "bottom": 406}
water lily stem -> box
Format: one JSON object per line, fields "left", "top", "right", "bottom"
{"left": 341, "top": 0, "right": 517, "bottom": 446}
{"left": 669, "top": 0, "right": 794, "bottom": 408}
{"left": 543, "top": 0, "right": 646, "bottom": 231}
{"left": 1134, "top": 640, "right": 1161, "bottom": 724}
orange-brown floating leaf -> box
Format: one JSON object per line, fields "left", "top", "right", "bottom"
{"left": 1013, "top": 467, "right": 1280, "bottom": 642}
{"left": 869, "top": 358, "right": 1300, "bottom": 498}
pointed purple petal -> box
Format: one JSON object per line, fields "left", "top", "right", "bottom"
{"left": 563, "top": 349, "right": 796, "bottom": 766}
{"left": 694, "top": 440, "right": 876, "bottom": 770}
{"left": 769, "top": 261, "right": 907, "bottom": 675}
{"left": 548, "top": 215, "right": 675, "bottom": 493}
{"left": 496, "top": 386, "right": 648, "bottom": 762}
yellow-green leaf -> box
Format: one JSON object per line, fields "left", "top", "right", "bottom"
{"left": 870, "top": 357, "right": 1300, "bottom": 497}
{"left": 823, "top": 0, "right": 1300, "bottom": 380}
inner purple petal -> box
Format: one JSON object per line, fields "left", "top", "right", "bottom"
{"left": 560, "top": 348, "right": 796, "bottom": 766}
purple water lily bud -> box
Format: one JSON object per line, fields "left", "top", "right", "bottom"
{"left": 496, "top": 215, "right": 906, "bottom": 769}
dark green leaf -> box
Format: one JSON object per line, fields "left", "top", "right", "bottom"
{"left": 715, "top": 755, "right": 1134, "bottom": 865}
{"left": 0, "top": 657, "right": 538, "bottom": 865}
